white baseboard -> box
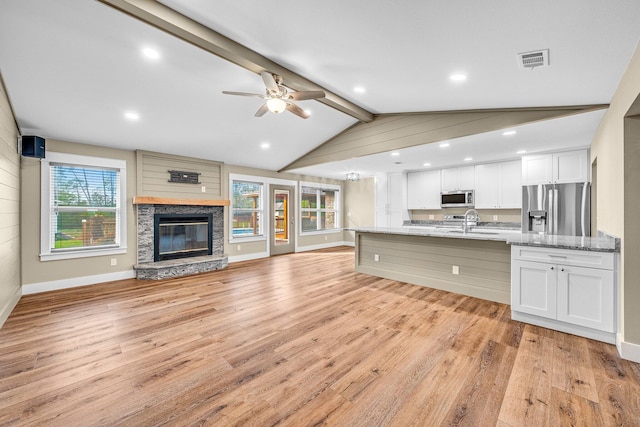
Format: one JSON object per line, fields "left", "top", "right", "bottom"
{"left": 229, "top": 242, "right": 353, "bottom": 263}
{"left": 22, "top": 270, "right": 136, "bottom": 295}
{"left": 228, "top": 251, "right": 269, "bottom": 263}
{"left": 296, "top": 241, "right": 353, "bottom": 252}
{"left": 0, "top": 286, "right": 22, "bottom": 329}
{"left": 617, "top": 333, "right": 640, "bottom": 363}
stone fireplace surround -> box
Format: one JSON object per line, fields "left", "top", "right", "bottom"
{"left": 133, "top": 197, "right": 229, "bottom": 280}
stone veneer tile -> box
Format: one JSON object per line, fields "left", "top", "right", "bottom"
{"left": 135, "top": 204, "right": 226, "bottom": 279}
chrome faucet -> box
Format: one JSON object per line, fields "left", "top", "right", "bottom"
{"left": 462, "top": 209, "right": 479, "bottom": 233}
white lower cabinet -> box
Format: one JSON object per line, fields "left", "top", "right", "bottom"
{"left": 511, "top": 245, "right": 616, "bottom": 343}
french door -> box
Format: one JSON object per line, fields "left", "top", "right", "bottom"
{"left": 269, "top": 184, "right": 295, "bottom": 255}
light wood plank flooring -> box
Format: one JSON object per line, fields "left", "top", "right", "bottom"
{"left": 1, "top": 247, "right": 639, "bottom": 426}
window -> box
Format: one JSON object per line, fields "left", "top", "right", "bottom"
{"left": 231, "top": 180, "right": 264, "bottom": 239}
{"left": 41, "top": 152, "right": 127, "bottom": 261}
{"left": 300, "top": 183, "right": 340, "bottom": 233}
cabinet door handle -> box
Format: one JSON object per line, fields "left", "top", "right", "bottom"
{"left": 548, "top": 255, "right": 567, "bottom": 259}
{"left": 550, "top": 266, "right": 554, "bottom": 270}
{"left": 561, "top": 268, "right": 565, "bottom": 272}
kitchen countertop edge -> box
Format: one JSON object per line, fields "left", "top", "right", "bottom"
{"left": 347, "top": 227, "right": 620, "bottom": 252}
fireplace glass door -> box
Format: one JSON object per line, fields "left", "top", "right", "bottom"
{"left": 154, "top": 214, "right": 212, "bottom": 261}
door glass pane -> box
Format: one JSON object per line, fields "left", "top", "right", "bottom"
{"left": 274, "top": 190, "right": 289, "bottom": 246}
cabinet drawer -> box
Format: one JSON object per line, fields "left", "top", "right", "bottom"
{"left": 511, "top": 246, "right": 614, "bottom": 270}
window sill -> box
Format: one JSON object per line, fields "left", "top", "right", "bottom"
{"left": 40, "top": 246, "right": 127, "bottom": 262}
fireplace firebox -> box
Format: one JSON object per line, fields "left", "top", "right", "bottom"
{"left": 153, "top": 213, "right": 213, "bottom": 262}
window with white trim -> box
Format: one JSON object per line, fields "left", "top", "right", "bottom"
{"left": 231, "top": 180, "right": 264, "bottom": 239}
{"left": 40, "top": 152, "right": 127, "bottom": 261}
{"left": 300, "top": 184, "right": 340, "bottom": 233}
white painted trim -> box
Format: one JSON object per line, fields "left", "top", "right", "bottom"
{"left": 228, "top": 251, "right": 269, "bottom": 263}
{"left": 0, "top": 286, "right": 22, "bottom": 329}
{"left": 22, "top": 270, "right": 136, "bottom": 295}
{"left": 342, "top": 241, "right": 355, "bottom": 247}
{"left": 618, "top": 335, "right": 640, "bottom": 363}
{"left": 296, "top": 241, "right": 351, "bottom": 253}
{"left": 40, "top": 152, "right": 128, "bottom": 260}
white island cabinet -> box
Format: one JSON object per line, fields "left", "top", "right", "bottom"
{"left": 511, "top": 245, "right": 615, "bottom": 343}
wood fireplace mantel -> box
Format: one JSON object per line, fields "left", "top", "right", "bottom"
{"left": 133, "top": 196, "right": 230, "bottom": 206}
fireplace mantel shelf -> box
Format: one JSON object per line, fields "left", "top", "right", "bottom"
{"left": 133, "top": 196, "right": 230, "bottom": 206}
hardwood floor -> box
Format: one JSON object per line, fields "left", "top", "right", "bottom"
{"left": 1, "top": 247, "right": 639, "bottom": 426}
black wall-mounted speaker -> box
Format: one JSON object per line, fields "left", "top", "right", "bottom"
{"left": 21, "top": 135, "right": 46, "bottom": 158}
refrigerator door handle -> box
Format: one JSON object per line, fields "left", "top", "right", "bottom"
{"left": 553, "top": 188, "right": 557, "bottom": 235}
{"left": 547, "top": 188, "right": 554, "bottom": 235}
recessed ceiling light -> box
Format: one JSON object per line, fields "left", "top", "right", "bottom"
{"left": 353, "top": 86, "right": 366, "bottom": 93}
{"left": 423, "top": 162, "right": 431, "bottom": 167}
{"left": 124, "top": 111, "right": 139, "bottom": 121}
{"left": 464, "top": 157, "right": 473, "bottom": 161}
{"left": 503, "top": 130, "right": 517, "bottom": 136}
{"left": 439, "top": 142, "right": 450, "bottom": 148}
{"left": 391, "top": 152, "right": 400, "bottom": 156}
{"left": 260, "top": 142, "right": 270, "bottom": 149}
{"left": 450, "top": 74, "right": 467, "bottom": 82}
{"left": 142, "top": 47, "right": 160, "bottom": 60}
{"left": 517, "top": 150, "right": 527, "bottom": 154}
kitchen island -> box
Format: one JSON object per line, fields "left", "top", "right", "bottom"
{"left": 350, "top": 226, "right": 518, "bottom": 304}
{"left": 349, "top": 226, "right": 619, "bottom": 305}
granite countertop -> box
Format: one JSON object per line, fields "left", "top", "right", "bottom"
{"left": 347, "top": 226, "right": 521, "bottom": 243}
{"left": 348, "top": 225, "right": 620, "bottom": 253}
{"left": 507, "top": 233, "right": 620, "bottom": 253}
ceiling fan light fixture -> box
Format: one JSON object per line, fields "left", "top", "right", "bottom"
{"left": 266, "top": 98, "right": 287, "bottom": 114}
{"left": 346, "top": 172, "right": 360, "bottom": 181}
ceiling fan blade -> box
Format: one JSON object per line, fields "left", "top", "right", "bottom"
{"left": 255, "top": 103, "right": 269, "bottom": 117}
{"left": 286, "top": 102, "right": 310, "bottom": 119}
{"left": 288, "top": 90, "right": 325, "bottom": 101}
{"left": 222, "top": 91, "right": 265, "bottom": 98}
{"left": 261, "top": 71, "right": 279, "bottom": 93}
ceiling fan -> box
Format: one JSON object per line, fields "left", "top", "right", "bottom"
{"left": 222, "top": 71, "right": 325, "bottom": 119}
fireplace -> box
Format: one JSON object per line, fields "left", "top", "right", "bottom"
{"left": 134, "top": 198, "right": 228, "bottom": 280}
{"left": 154, "top": 213, "right": 213, "bottom": 261}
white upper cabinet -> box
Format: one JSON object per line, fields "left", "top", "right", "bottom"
{"left": 522, "top": 150, "right": 588, "bottom": 185}
{"left": 474, "top": 160, "right": 522, "bottom": 209}
{"left": 441, "top": 166, "right": 474, "bottom": 192}
{"left": 407, "top": 170, "right": 441, "bottom": 209}
{"left": 554, "top": 150, "right": 589, "bottom": 183}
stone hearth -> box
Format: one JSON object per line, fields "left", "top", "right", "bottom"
{"left": 133, "top": 197, "right": 229, "bottom": 280}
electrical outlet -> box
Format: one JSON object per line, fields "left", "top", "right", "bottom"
{"left": 452, "top": 265, "right": 459, "bottom": 275}
{"left": 201, "top": 186, "right": 206, "bottom": 193}
{"left": 347, "top": 212, "right": 352, "bottom": 217}
{"left": 237, "top": 244, "right": 241, "bottom": 251}
{"left": 493, "top": 215, "right": 498, "bottom": 221}
{"left": 374, "top": 254, "right": 380, "bottom": 262}
{"left": 110, "top": 258, "right": 117, "bottom": 266}
{"left": 325, "top": 235, "right": 328, "bottom": 241}
{"left": 429, "top": 214, "right": 435, "bottom": 220}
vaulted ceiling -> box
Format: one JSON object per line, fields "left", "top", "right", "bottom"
{"left": 1, "top": 0, "right": 639, "bottom": 179}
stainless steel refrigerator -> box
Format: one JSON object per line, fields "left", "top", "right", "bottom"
{"left": 522, "top": 183, "right": 591, "bottom": 236}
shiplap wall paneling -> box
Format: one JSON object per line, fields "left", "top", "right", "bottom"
{"left": 136, "top": 150, "right": 222, "bottom": 199}
{"left": 355, "top": 232, "right": 511, "bottom": 304}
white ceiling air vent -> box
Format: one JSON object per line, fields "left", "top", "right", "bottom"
{"left": 517, "top": 49, "right": 549, "bottom": 69}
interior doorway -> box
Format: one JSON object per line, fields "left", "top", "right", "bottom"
{"left": 270, "top": 184, "right": 295, "bottom": 255}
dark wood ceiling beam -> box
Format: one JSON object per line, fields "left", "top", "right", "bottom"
{"left": 97, "top": 0, "right": 374, "bottom": 123}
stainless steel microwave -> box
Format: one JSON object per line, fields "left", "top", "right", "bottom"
{"left": 440, "top": 190, "right": 474, "bottom": 208}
